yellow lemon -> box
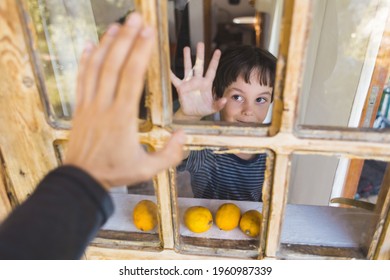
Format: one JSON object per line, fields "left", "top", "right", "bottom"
{"left": 215, "top": 203, "right": 241, "bottom": 231}
{"left": 133, "top": 200, "right": 158, "bottom": 231}
{"left": 184, "top": 206, "right": 213, "bottom": 233}
{"left": 239, "top": 210, "right": 262, "bottom": 237}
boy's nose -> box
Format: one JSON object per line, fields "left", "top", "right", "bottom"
{"left": 242, "top": 102, "right": 255, "bottom": 116}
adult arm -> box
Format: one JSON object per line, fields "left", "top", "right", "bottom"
{"left": 0, "top": 166, "right": 112, "bottom": 259}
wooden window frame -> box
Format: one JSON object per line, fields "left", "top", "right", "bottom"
{"left": 138, "top": 0, "right": 390, "bottom": 259}
{"left": 0, "top": 0, "right": 388, "bottom": 259}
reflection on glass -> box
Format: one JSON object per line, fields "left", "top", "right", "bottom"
{"left": 298, "top": 0, "right": 389, "bottom": 129}
{"left": 373, "top": 82, "right": 390, "bottom": 129}
{"left": 281, "top": 154, "right": 383, "bottom": 258}
{"left": 174, "top": 149, "right": 272, "bottom": 258}
{"left": 354, "top": 159, "right": 385, "bottom": 203}
{"left": 169, "top": 0, "right": 282, "bottom": 126}
{"left": 25, "top": 0, "right": 135, "bottom": 126}
{"left": 127, "top": 180, "right": 155, "bottom": 196}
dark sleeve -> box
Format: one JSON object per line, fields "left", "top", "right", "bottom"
{"left": 0, "top": 165, "right": 114, "bottom": 260}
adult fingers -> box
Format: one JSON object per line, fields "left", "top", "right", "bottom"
{"left": 143, "top": 130, "right": 186, "bottom": 175}
{"left": 194, "top": 42, "right": 204, "bottom": 77}
{"left": 75, "top": 42, "right": 94, "bottom": 111}
{"left": 94, "top": 14, "right": 144, "bottom": 110}
{"left": 81, "top": 25, "right": 120, "bottom": 107}
{"left": 115, "top": 25, "right": 156, "bottom": 118}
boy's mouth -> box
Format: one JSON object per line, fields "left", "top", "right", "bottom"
{"left": 236, "top": 119, "right": 257, "bottom": 124}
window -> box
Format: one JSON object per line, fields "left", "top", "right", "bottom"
{"left": 24, "top": 0, "right": 152, "bottom": 129}
{"left": 21, "top": 0, "right": 390, "bottom": 259}
{"left": 173, "top": 148, "right": 274, "bottom": 258}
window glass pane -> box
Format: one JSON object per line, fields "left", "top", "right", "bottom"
{"left": 173, "top": 148, "right": 273, "bottom": 258}
{"left": 100, "top": 183, "right": 159, "bottom": 247}
{"left": 25, "top": 0, "right": 147, "bottom": 128}
{"left": 169, "top": 0, "right": 283, "bottom": 127}
{"left": 100, "top": 144, "right": 159, "bottom": 247}
{"left": 297, "top": 0, "right": 389, "bottom": 130}
{"left": 279, "top": 154, "right": 383, "bottom": 258}
{"left": 54, "top": 142, "right": 161, "bottom": 248}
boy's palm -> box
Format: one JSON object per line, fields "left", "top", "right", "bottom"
{"left": 171, "top": 72, "right": 223, "bottom": 117}
{"left": 171, "top": 43, "right": 226, "bottom": 119}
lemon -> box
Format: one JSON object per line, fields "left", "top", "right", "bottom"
{"left": 215, "top": 203, "right": 241, "bottom": 231}
{"left": 184, "top": 206, "right": 213, "bottom": 233}
{"left": 133, "top": 200, "right": 158, "bottom": 231}
{"left": 239, "top": 210, "right": 262, "bottom": 237}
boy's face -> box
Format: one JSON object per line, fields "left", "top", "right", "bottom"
{"left": 220, "top": 72, "right": 273, "bottom": 124}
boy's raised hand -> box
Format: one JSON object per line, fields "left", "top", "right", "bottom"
{"left": 64, "top": 13, "right": 186, "bottom": 189}
{"left": 171, "top": 42, "right": 227, "bottom": 121}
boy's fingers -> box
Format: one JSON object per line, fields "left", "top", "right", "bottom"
{"left": 214, "top": 97, "right": 227, "bottom": 112}
{"left": 170, "top": 69, "right": 182, "bottom": 87}
{"left": 183, "top": 46, "right": 193, "bottom": 78}
{"left": 194, "top": 42, "right": 204, "bottom": 77}
{"left": 115, "top": 25, "right": 155, "bottom": 117}
{"left": 205, "top": 49, "right": 221, "bottom": 82}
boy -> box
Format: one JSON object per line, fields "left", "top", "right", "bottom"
{"left": 171, "top": 43, "right": 276, "bottom": 201}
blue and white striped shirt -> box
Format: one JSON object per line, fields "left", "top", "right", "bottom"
{"left": 178, "top": 150, "right": 266, "bottom": 201}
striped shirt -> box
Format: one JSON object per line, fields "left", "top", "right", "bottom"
{"left": 178, "top": 149, "right": 266, "bottom": 201}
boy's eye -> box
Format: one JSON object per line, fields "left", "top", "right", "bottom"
{"left": 256, "top": 97, "right": 267, "bottom": 104}
{"left": 232, "top": 95, "right": 243, "bottom": 101}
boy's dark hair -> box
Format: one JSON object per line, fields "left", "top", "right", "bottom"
{"left": 212, "top": 45, "right": 276, "bottom": 101}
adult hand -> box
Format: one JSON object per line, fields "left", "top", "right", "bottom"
{"left": 64, "top": 13, "right": 185, "bottom": 189}
{"left": 171, "top": 42, "right": 226, "bottom": 121}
